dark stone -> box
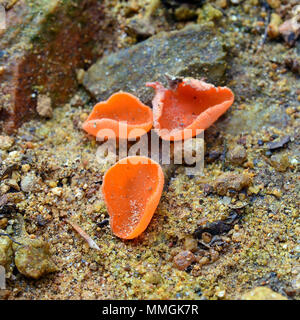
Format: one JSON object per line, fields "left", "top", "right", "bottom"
{"left": 83, "top": 24, "right": 227, "bottom": 105}
{"left": 194, "top": 211, "right": 241, "bottom": 239}
{"left": 267, "top": 135, "right": 290, "bottom": 150}
{"left": 97, "top": 218, "right": 109, "bottom": 228}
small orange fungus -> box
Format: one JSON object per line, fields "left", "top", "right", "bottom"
{"left": 82, "top": 92, "right": 153, "bottom": 140}
{"left": 147, "top": 78, "right": 234, "bottom": 141}
{"left": 102, "top": 156, "right": 164, "bottom": 239}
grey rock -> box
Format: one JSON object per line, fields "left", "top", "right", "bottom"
{"left": 83, "top": 24, "right": 227, "bottom": 104}
{"left": 20, "top": 173, "right": 38, "bottom": 193}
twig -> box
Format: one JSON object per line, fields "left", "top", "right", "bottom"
{"left": 65, "top": 219, "right": 101, "bottom": 251}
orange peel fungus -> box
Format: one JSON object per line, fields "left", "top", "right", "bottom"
{"left": 102, "top": 156, "right": 164, "bottom": 239}
{"left": 82, "top": 92, "right": 153, "bottom": 140}
{"left": 147, "top": 78, "right": 234, "bottom": 141}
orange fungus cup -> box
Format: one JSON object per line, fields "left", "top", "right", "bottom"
{"left": 82, "top": 92, "right": 153, "bottom": 140}
{"left": 146, "top": 78, "right": 234, "bottom": 141}
{"left": 102, "top": 156, "right": 164, "bottom": 240}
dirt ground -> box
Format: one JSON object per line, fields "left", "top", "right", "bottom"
{"left": 0, "top": 0, "right": 299, "bottom": 300}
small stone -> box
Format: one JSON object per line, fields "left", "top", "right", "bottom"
{"left": 216, "top": 0, "right": 227, "bottom": 9}
{"left": 80, "top": 112, "right": 89, "bottom": 122}
{"left": 76, "top": 69, "right": 85, "bottom": 84}
{"left": 278, "top": 15, "right": 300, "bottom": 46}
{"left": 201, "top": 232, "right": 212, "bottom": 244}
{"left": 267, "top": 0, "right": 281, "bottom": 9}
{"left": 21, "top": 164, "right": 30, "bottom": 173}
{"left": 198, "top": 256, "right": 210, "bottom": 266}
{"left": 209, "top": 249, "right": 219, "bottom": 262}
{"left": 215, "top": 287, "right": 226, "bottom": 298}
{"left": 144, "top": 271, "right": 162, "bottom": 284}
{"left": 173, "top": 250, "right": 196, "bottom": 271}
{"left": 93, "top": 201, "right": 105, "bottom": 213}
{"left": 20, "top": 173, "right": 38, "bottom": 193}
{"left": 270, "top": 153, "right": 289, "bottom": 172}
{"left": 174, "top": 5, "right": 197, "bottom": 21}
{"left": 48, "top": 181, "right": 57, "bottom": 188}
{"left": 0, "top": 236, "right": 13, "bottom": 271}
{"left": 232, "top": 231, "right": 243, "bottom": 242}
{"left": 13, "top": 237, "right": 57, "bottom": 279}
{"left": 197, "top": 4, "right": 222, "bottom": 23}
{"left": 267, "top": 188, "right": 282, "bottom": 198}
{"left": 0, "top": 135, "right": 14, "bottom": 150}
{"left": 5, "top": 179, "right": 20, "bottom": 191}
{"left": 51, "top": 187, "right": 63, "bottom": 196}
{"left": 125, "top": 17, "right": 155, "bottom": 38}
{"left": 241, "top": 287, "right": 288, "bottom": 300}
{"left": 214, "top": 172, "right": 252, "bottom": 196}
{"left": 227, "top": 145, "right": 247, "bottom": 165}
{"left": 183, "top": 237, "right": 198, "bottom": 252}
{"left": 0, "top": 218, "right": 8, "bottom": 229}
{"left": 267, "top": 13, "right": 282, "bottom": 39}
{"left": 36, "top": 95, "right": 53, "bottom": 118}
{"left": 89, "top": 263, "right": 98, "bottom": 271}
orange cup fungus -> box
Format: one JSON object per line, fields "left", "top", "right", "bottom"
{"left": 102, "top": 156, "right": 164, "bottom": 239}
{"left": 147, "top": 78, "right": 234, "bottom": 141}
{"left": 82, "top": 92, "right": 153, "bottom": 140}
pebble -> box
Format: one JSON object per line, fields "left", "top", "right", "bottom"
{"left": 20, "top": 173, "right": 38, "bottom": 193}
{"left": 0, "top": 218, "right": 8, "bottom": 229}
{"left": 173, "top": 250, "right": 196, "bottom": 271}
{"left": 89, "top": 263, "right": 98, "bottom": 271}
{"left": 144, "top": 271, "right": 162, "bottom": 284}
{"left": 0, "top": 135, "right": 14, "bottom": 150}
{"left": 21, "top": 164, "right": 31, "bottom": 173}
{"left": 232, "top": 231, "right": 243, "bottom": 242}
{"left": 214, "top": 172, "right": 252, "bottom": 196}
{"left": 215, "top": 287, "right": 226, "bottom": 298}
{"left": 183, "top": 237, "right": 198, "bottom": 252}
{"left": 209, "top": 249, "right": 219, "bottom": 262}
{"left": 14, "top": 237, "right": 57, "bottom": 279}
{"left": 270, "top": 154, "right": 290, "bottom": 172}
{"left": 76, "top": 69, "right": 85, "bottom": 84}
{"left": 216, "top": 0, "right": 227, "bottom": 9}
{"left": 267, "top": 13, "right": 282, "bottom": 39}
{"left": 198, "top": 256, "right": 210, "bottom": 267}
{"left": 227, "top": 145, "right": 247, "bottom": 165}
{"left": 0, "top": 237, "right": 13, "bottom": 271}
{"left": 5, "top": 179, "right": 20, "bottom": 191}
{"left": 267, "top": 0, "right": 281, "bottom": 9}
{"left": 36, "top": 95, "right": 53, "bottom": 118}
{"left": 201, "top": 232, "right": 212, "bottom": 244}
{"left": 51, "top": 187, "right": 63, "bottom": 196}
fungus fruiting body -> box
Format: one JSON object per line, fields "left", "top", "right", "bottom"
{"left": 147, "top": 78, "right": 234, "bottom": 141}
{"left": 82, "top": 92, "right": 153, "bottom": 140}
{"left": 102, "top": 156, "right": 164, "bottom": 239}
